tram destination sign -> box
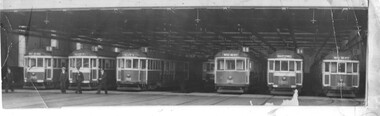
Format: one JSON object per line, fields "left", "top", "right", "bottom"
{"left": 277, "top": 55, "right": 292, "bottom": 58}
{"left": 333, "top": 56, "right": 350, "bottom": 60}
{"left": 223, "top": 53, "right": 238, "bottom": 57}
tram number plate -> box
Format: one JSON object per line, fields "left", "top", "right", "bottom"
{"left": 227, "top": 80, "right": 234, "bottom": 83}
{"left": 125, "top": 77, "right": 131, "bottom": 81}
{"left": 337, "top": 83, "right": 346, "bottom": 86}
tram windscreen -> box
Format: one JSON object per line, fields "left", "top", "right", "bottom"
{"left": 217, "top": 59, "right": 224, "bottom": 70}
{"left": 76, "top": 58, "right": 82, "bottom": 68}
{"left": 46, "top": 58, "right": 51, "bottom": 67}
{"left": 30, "top": 58, "right": 36, "bottom": 67}
{"left": 70, "top": 59, "right": 74, "bottom": 68}
{"left": 226, "top": 59, "right": 235, "bottom": 70}
{"left": 91, "top": 59, "right": 96, "bottom": 68}
{"left": 289, "top": 61, "right": 295, "bottom": 71}
{"left": 37, "top": 58, "right": 43, "bottom": 67}
{"left": 296, "top": 61, "right": 301, "bottom": 71}
{"left": 236, "top": 59, "right": 245, "bottom": 70}
{"left": 275, "top": 61, "right": 280, "bottom": 71}
{"left": 347, "top": 63, "right": 353, "bottom": 73}
{"left": 353, "top": 63, "right": 358, "bottom": 73}
{"left": 83, "top": 58, "right": 89, "bottom": 68}
{"left": 338, "top": 63, "right": 345, "bottom": 73}
{"left": 281, "top": 61, "right": 288, "bottom": 71}
{"left": 141, "top": 59, "right": 146, "bottom": 69}
{"left": 126, "top": 59, "right": 131, "bottom": 68}
{"left": 133, "top": 59, "right": 139, "bottom": 69}
{"left": 331, "top": 62, "right": 337, "bottom": 73}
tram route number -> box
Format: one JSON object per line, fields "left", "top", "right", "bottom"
{"left": 227, "top": 80, "right": 234, "bottom": 83}
{"left": 125, "top": 77, "right": 131, "bottom": 81}
{"left": 223, "top": 53, "right": 238, "bottom": 57}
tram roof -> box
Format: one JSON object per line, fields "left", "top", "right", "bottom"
{"left": 69, "top": 49, "right": 117, "bottom": 57}
{"left": 268, "top": 50, "right": 303, "bottom": 59}
{"left": 1, "top": 0, "right": 368, "bottom": 61}
{"left": 118, "top": 49, "right": 147, "bottom": 57}
{"left": 25, "top": 48, "right": 68, "bottom": 57}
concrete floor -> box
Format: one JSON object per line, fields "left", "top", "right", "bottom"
{"left": 2, "top": 89, "right": 364, "bottom": 108}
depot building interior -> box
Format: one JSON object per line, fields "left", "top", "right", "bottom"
{"left": 1, "top": 7, "right": 367, "bottom": 96}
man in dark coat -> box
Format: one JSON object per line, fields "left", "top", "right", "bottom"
{"left": 60, "top": 67, "right": 68, "bottom": 93}
{"left": 75, "top": 67, "right": 84, "bottom": 94}
{"left": 4, "top": 67, "right": 15, "bottom": 93}
{"left": 96, "top": 68, "right": 107, "bottom": 94}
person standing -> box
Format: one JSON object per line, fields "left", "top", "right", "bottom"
{"left": 60, "top": 67, "right": 68, "bottom": 93}
{"left": 75, "top": 67, "right": 84, "bottom": 94}
{"left": 4, "top": 67, "right": 15, "bottom": 93}
{"left": 96, "top": 68, "right": 108, "bottom": 94}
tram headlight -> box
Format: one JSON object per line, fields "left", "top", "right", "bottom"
{"left": 228, "top": 76, "right": 232, "bottom": 80}
{"left": 282, "top": 77, "right": 286, "bottom": 81}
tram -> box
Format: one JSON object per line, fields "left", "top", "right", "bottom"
{"left": 267, "top": 50, "right": 303, "bottom": 94}
{"left": 201, "top": 59, "right": 215, "bottom": 91}
{"left": 214, "top": 50, "right": 257, "bottom": 93}
{"left": 116, "top": 49, "right": 189, "bottom": 90}
{"left": 68, "top": 49, "right": 116, "bottom": 90}
{"left": 321, "top": 51, "right": 359, "bottom": 97}
{"left": 23, "top": 48, "right": 68, "bottom": 89}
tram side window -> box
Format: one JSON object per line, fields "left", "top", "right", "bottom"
{"left": 102, "top": 59, "right": 106, "bottom": 69}
{"left": 126, "top": 59, "right": 131, "bottom": 68}
{"left": 30, "top": 58, "right": 36, "bottom": 67}
{"left": 226, "top": 59, "right": 235, "bottom": 70}
{"left": 83, "top": 58, "right": 89, "bottom": 68}
{"left": 61, "top": 59, "right": 67, "bottom": 67}
{"left": 338, "top": 63, "right": 345, "bottom": 73}
{"left": 324, "top": 62, "right": 330, "bottom": 72}
{"left": 281, "top": 61, "right": 288, "bottom": 71}
{"left": 353, "top": 63, "right": 358, "bottom": 73}
{"left": 236, "top": 59, "right": 245, "bottom": 70}
{"left": 37, "top": 58, "right": 43, "bottom": 67}
{"left": 148, "top": 60, "right": 152, "bottom": 70}
{"left": 296, "top": 61, "right": 301, "bottom": 71}
{"left": 347, "top": 62, "right": 353, "bottom": 73}
{"left": 57, "top": 59, "right": 62, "bottom": 68}
{"left": 54, "top": 59, "right": 58, "bottom": 68}
{"left": 46, "top": 58, "right": 51, "bottom": 67}
{"left": 275, "top": 61, "right": 280, "bottom": 71}
{"left": 91, "top": 59, "right": 96, "bottom": 68}
{"left": 99, "top": 59, "right": 103, "bottom": 68}
{"left": 141, "top": 59, "right": 146, "bottom": 69}
{"left": 289, "top": 61, "right": 295, "bottom": 71}
{"left": 105, "top": 59, "right": 110, "bottom": 69}
{"left": 269, "top": 61, "right": 274, "bottom": 71}
{"left": 133, "top": 59, "right": 139, "bottom": 69}
{"left": 331, "top": 62, "right": 337, "bottom": 73}
{"left": 217, "top": 59, "right": 224, "bottom": 70}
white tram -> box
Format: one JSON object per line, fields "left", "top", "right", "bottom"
{"left": 267, "top": 50, "right": 303, "bottom": 94}
{"left": 116, "top": 49, "right": 189, "bottom": 90}
{"left": 23, "top": 49, "right": 68, "bottom": 89}
{"left": 68, "top": 49, "right": 116, "bottom": 89}
{"left": 321, "top": 51, "right": 359, "bottom": 97}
